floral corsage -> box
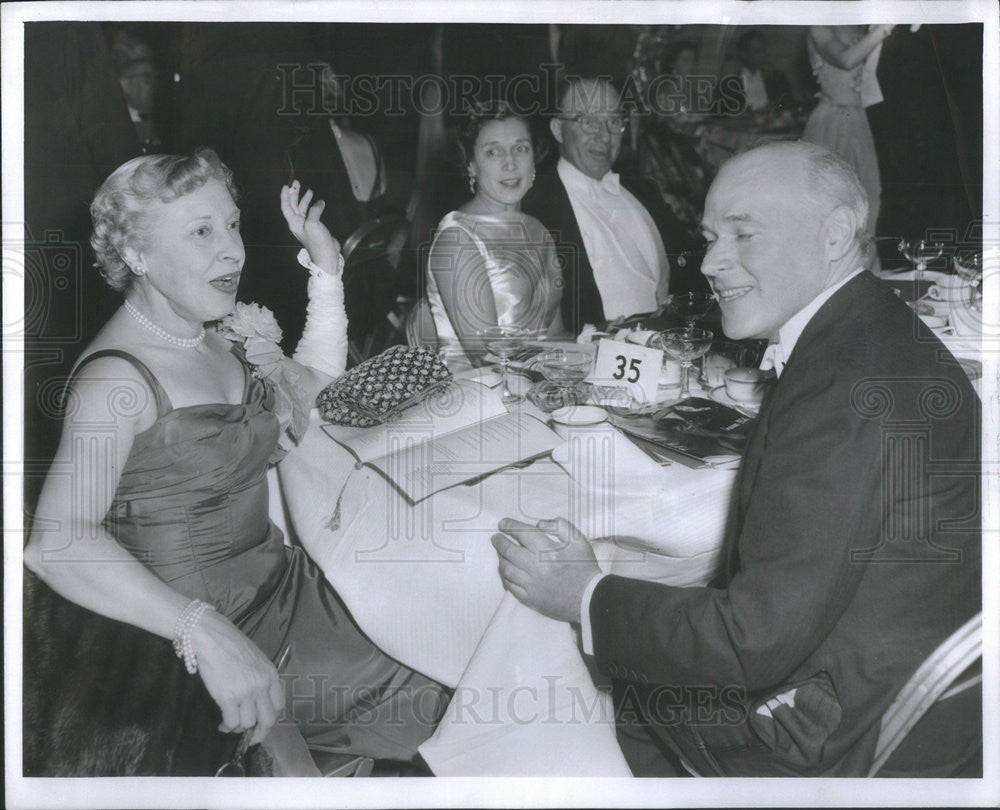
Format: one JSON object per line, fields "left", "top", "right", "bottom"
{"left": 218, "top": 303, "right": 310, "bottom": 450}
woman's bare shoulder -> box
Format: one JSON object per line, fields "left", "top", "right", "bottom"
{"left": 66, "top": 319, "right": 160, "bottom": 427}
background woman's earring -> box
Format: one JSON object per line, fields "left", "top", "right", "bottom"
{"left": 133, "top": 265, "right": 145, "bottom": 276}
{"left": 468, "top": 175, "right": 476, "bottom": 195}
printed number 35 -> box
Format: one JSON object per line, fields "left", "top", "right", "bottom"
{"left": 613, "top": 355, "right": 642, "bottom": 383}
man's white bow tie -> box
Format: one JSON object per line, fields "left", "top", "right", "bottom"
{"left": 759, "top": 342, "right": 785, "bottom": 376}
{"left": 593, "top": 172, "right": 621, "bottom": 196}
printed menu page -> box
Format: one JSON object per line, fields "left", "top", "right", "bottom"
{"left": 322, "top": 380, "right": 563, "bottom": 501}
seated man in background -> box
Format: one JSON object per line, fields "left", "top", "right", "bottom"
{"left": 522, "top": 77, "right": 706, "bottom": 334}
{"left": 494, "top": 141, "right": 981, "bottom": 777}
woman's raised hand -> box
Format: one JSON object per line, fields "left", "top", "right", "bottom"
{"left": 280, "top": 180, "right": 342, "bottom": 276}
{"left": 189, "top": 609, "right": 285, "bottom": 745}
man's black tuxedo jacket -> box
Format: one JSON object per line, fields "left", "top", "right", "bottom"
{"left": 590, "top": 272, "right": 981, "bottom": 776}
{"left": 521, "top": 168, "right": 708, "bottom": 334}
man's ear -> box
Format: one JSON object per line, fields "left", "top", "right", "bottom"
{"left": 823, "top": 205, "right": 859, "bottom": 263}
{"left": 549, "top": 117, "right": 564, "bottom": 145}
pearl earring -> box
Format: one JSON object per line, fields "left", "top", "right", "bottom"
{"left": 133, "top": 264, "right": 145, "bottom": 276}
{"left": 468, "top": 175, "right": 477, "bottom": 195}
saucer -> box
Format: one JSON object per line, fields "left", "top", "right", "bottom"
{"left": 919, "top": 313, "right": 948, "bottom": 330}
{"left": 709, "top": 386, "right": 761, "bottom": 415}
{"left": 957, "top": 358, "right": 982, "bottom": 381}
{"left": 550, "top": 405, "right": 608, "bottom": 426}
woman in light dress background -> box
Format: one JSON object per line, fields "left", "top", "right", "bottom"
{"left": 803, "top": 25, "right": 895, "bottom": 241}
{"left": 423, "top": 102, "right": 566, "bottom": 364}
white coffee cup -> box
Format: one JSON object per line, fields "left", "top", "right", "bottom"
{"left": 724, "top": 367, "right": 772, "bottom": 404}
{"left": 658, "top": 356, "right": 682, "bottom": 387}
{"left": 927, "top": 275, "right": 973, "bottom": 303}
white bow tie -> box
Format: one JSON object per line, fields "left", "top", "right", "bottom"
{"left": 759, "top": 342, "right": 785, "bottom": 377}
{"left": 591, "top": 172, "right": 621, "bottom": 196}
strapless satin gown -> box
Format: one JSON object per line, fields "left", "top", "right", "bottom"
{"left": 79, "top": 348, "right": 445, "bottom": 760}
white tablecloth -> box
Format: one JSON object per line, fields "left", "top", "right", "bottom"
{"left": 278, "top": 393, "right": 737, "bottom": 776}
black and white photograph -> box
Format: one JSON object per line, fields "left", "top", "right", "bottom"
{"left": 3, "top": 1, "right": 997, "bottom": 807}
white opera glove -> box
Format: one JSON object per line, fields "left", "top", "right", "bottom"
{"left": 291, "top": 248, "right": 349, "bottom": 380}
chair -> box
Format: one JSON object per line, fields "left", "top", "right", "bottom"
{"left": 867, "top": 612, "right": 983, "bottom": 776}
{"left": 403, "top": 295, "right": 439, "bottom": 352}
{"left": 341, "top": 214, "right": 412, "bottom": 365}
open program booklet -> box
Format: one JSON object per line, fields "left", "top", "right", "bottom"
{"left": 321, "top": 379, "right": 564, "bottom": 502}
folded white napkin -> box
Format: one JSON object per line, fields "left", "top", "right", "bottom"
{"left": 419, "top": 593, "right": 632, "bottom": 777}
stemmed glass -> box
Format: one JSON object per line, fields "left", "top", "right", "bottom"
{"left": 898, "top": 239, "right": 944, "bottom": 316}
{"left": 479, "top": 325, "right": 531, "bottom": 404}
{"left": 663, "top": 292, "right": 717, "bottom": 327}
{"left": 532, "top": 348, "right": 594, "bottom": 410}
{"left": 953, "top": 250, "right": 983, "bottom": 313}
{"left": 653, "top": 327, "right": 714, "bottom": 399}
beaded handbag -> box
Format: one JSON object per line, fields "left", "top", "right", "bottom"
{"left": 316, "top": 345, "right": 453, "bottom": 428}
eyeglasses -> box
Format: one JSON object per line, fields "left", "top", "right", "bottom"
{"left": 556, "top": 114, "right": 627, "bottom": 135}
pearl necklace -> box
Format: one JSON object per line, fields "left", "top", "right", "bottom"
{"left": 124, "top": 299, "right": 206, "bottom": 348}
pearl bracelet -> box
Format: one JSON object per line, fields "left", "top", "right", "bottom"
{"left": 172, "top": 599, "right": 214, "bottom": 674}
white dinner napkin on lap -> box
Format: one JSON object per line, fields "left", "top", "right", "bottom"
{"left": 419, "top": 593, "right": 632, "bottom": 776}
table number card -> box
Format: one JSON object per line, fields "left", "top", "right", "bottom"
{"left": 588, "top": 338, "right": 663, "bottom": 406}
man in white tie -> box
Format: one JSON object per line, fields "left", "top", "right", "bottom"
{"left": 495, "top": 140, "right": 981, "bottom": 777}
{"left": 523, "top": 77, "right": 703, "bottom": 333}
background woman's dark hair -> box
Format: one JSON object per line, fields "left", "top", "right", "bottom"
{"left": 661, "top": 39, "right": 700, "bottom": 74}
{"left": 454, "top": 100, "right": 547, "bottom": 169}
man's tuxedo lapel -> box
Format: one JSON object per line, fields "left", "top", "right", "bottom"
{"left": 724, "top": 384, "right": 776, "bottom": 580}
{"left": 523, "top": 171, "right": 605, "bottom": 332}
{"left": 724, "top": 273, "right": 876, "bottom": 581}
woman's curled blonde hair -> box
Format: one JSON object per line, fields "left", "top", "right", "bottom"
{"left": 90, "top": 147, "right": 239, "bottom": 293}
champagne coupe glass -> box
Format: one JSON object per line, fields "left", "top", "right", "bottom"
{"left": 654, "top": 327, "right": 714, "bottom": 399}
{"left": 898, "top": 239, "right": 944, "bottom": 316}
{"left": 664, "top": 292, "right": 717, "bottom": 327}
{"left": 480, "top": 325, "right": 531, "bottom": 404}
{"left": 953, "top": 249, "right": 983, "bottom": 313}
{"left": 533, "top": 348, "right": 594, "bottom": 410}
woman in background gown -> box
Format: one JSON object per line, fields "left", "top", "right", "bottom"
{"left": 424, "top": 102, "right": 566, "bottom": 364}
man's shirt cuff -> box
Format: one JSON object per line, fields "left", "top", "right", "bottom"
{"left": 579, "top": 572, "right": 608, "bottom": 655}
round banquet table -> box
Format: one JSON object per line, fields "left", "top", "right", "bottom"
{"left": 277, "top": 376, "right": 739, "bottom": 775}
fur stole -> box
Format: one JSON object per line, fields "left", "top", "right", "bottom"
{"left": 23, "top": 573, "right": 272, "bottom": 776}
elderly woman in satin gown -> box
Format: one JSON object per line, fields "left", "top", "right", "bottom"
{"left": 24, "top": 148, "right": 445, "bottom": 775}
{"left": 424, "top": 102, "right": 567, "bottom": 364}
